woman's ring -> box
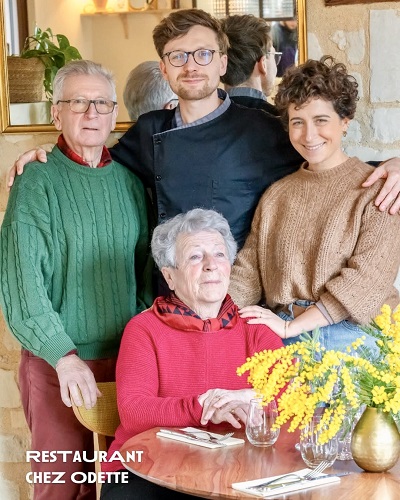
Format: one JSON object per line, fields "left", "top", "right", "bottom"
{"left": 230, "top": 409, "right": 235, "bottom": 414}
{"left": 259, "top": 312, "right": 262, "bottom": 318}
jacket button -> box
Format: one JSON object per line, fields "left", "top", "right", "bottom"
{"left": 160, "top": 213, "right": 166, "bottom": 219}
{"left": 154, "top": 138, "right": 161, "bottom": 145}
{"left": 156, "top": 175, "right": 162, "bottom": 181}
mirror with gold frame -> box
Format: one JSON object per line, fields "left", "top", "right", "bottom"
{"left": 0, "top": 0, "right": 307, "bottom": 134}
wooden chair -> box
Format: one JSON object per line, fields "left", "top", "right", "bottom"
{"left": 72, "top": 381, "right": 120, "bottom": 499}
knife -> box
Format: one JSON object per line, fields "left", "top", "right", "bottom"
{"left": 158, "top": 429, "right": 227, "bottom": 446}
{"left": 250, "top": 472, "right": 352, "bottom": 491}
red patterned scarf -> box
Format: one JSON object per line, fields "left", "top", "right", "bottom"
{"left": 152, "top": 293, "right": 238, "bottom": 332}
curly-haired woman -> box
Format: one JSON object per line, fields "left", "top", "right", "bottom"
{"left": 229, "top": 56, "right": 400, "bottom": 352}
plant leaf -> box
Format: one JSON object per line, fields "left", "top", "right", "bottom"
{"left": 64, "top": 47, "right": 82, "bottom": 62}
{"left": 56, "top": 34, "right": 70, "bottom": 51}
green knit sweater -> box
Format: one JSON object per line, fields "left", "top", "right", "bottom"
{"left": 0, "top": 147, "right": 151, "bottom": 367}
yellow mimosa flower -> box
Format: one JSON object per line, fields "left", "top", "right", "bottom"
{"left": 237, "top": 306, "right": 400, "bottom": 444}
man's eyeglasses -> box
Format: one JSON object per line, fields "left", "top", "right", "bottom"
{"left": 267, "top": 52, "right": 283, "bottom": 66}
{"left": 162, "top": 49, "right": 221, "bottom": 67}
{"left": 57, "top": 99, "right": 117, "bottom": 114}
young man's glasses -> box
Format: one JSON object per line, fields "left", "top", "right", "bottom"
{"left": 57, "top": 99, "right": 117, "bottom": 114}
{"left": 162, "top": 49, "right": 221, "bottom": 67}
{"left": 267, "top": 52, "right": 283, "bottom": 66}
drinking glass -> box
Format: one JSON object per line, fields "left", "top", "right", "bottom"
{"left": 300, "top": 415, "right": 338, "bottom": 468}
{"left": 337, "top": 406, "right": 363, "bottom": 460}
{"left": 246, "top": 398, "right": 280, "bottom": 447}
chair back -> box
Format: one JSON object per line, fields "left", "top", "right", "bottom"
{"left": 72, "top": 381, "right": 119, "bottom": 437}
{"left": 72, "top": 381, "right": 120, "bottom": 499}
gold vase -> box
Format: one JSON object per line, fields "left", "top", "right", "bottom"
{"left": 351, "top": 407, "right": 400, "bottom": 472}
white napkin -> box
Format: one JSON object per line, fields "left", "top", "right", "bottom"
{"left": 232, "top": 468, "right": 341, "bottom": 497}
{"left": 156, "top": 427, "right": 245, "bottom": 449}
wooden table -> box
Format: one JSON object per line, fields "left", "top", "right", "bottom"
{"left": 120, "top": 426, "right": 400, "bottom": 499}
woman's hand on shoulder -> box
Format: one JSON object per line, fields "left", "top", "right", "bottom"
{"left": 238, "top": 305, "right": 287, "bottom": 337}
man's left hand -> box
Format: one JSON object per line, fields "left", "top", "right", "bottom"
{"left": 363, "top": 157, "right": 400, "bottom": 214}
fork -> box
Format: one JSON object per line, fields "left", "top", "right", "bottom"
{"left": 186, "top": 430, "right": 234, "bottom": 443}
{"left": 249, "top": 460, "right": 331, "bottom": 491}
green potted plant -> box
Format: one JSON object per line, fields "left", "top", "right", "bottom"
{"left": 20, "top": 27, "right": 82, "bottom": 100}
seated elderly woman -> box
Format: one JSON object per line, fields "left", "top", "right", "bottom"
{"left": 229, "top": 56, "right": 400, "bottom": 352}
{"left": 0, "top": 60, "right": 150, "bottom": 500}
{"left": 101, "top": 208, "right": 283, "bottom": 499}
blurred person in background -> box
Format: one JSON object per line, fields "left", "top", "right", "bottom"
{"left": 220, "top": 14, "right": 279, "bottom": 115}
{"left": 272, "top": 19, "right": 298, "bottom": 77}
{"left": 123, "top": 60, "right": 178, "bottom": 121}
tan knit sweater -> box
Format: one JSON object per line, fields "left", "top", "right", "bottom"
{"left": 229, "top": 157, "right": 400, "bottom": 325}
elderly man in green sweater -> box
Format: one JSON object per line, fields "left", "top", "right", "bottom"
{"left": 0, "top": 60, "right": 151, "bottom": 500}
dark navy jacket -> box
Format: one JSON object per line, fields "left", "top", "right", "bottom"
{"left": 110, "top": 101, "right": 301, "bottom": 249}
{"left": 230, "top": 94, "right": 279, "bottom": 116}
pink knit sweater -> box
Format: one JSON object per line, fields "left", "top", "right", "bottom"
{"left": 102, "top": 302, "right": 283, "bottom": 472}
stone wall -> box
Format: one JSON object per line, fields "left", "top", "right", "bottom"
{"left": 2, "top": 1, "right": 400, "bottom": 498}
{"left": 307, "top": 0, "right": 400, "bottom": 161}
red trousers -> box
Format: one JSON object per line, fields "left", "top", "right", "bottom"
{"left": 19, "top": 349, "right": 116, "bottom": 500}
